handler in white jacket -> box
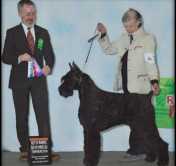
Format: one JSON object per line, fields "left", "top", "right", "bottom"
{"left": 97, "top": 8, "right": 160, "bottom": 161}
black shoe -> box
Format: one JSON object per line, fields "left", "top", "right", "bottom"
{"left": 51, "top": 152, "right": 60, "bottom": 161}
{"left": 119, "top": 153, "right": 146, "bottom": 162}
{"left": 19, "top": 152, "right": 28, "bottom": 161}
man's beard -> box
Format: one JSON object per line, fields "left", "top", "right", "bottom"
{"left": 23, "top": 20, "right": 36, "bottom": 27}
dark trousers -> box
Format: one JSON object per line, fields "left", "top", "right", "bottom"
{"left": 121, "top": 51, "right": 145, "bottom": 155}
{"left": 12, "top": 77, "right": 52, "bottom": 152}
{"left": 127, "top": 129, "right": 146, "bottom": 155}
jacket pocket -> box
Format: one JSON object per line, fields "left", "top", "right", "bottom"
{"left": 137, "top": 74, "right": 148, "bottom": 79}
{"left": 137, "top": 74, "right": 151, "bottom": 93}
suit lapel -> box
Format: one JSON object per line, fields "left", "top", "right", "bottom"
{"left": 34, "top": 25, "right": 40, "bottom": 56}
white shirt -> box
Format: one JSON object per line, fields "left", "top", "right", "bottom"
{"left": 21, "top": 23, "right": 36, "bottom": 42}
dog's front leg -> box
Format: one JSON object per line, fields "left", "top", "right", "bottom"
{"left": 83, "top": 129, "right": 101, "bottom": 166}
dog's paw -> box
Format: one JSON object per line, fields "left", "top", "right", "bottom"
{"left": 157, "top": 160, "right": 169, "bottom": 166}
{"left": 145, "top": 153, "right": 156, "bottom": 162}
{"left": 83, "top": 158, "right": 97, "bottom": 166}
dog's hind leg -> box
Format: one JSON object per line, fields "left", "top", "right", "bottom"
{"left": 156, "top": 138, "right": 169, "bottom": 166}
{"left": 144, "top": 126, "right": 169, "bottom": 166}
{"left": 135, "top": 117, "right": 169, "bottom": 166}
{"left": 147, "top": 120, "right": 169, "bottom": 166}
{"left": 83, "top": 129, "right": 101, "bottom": 166}
{"left": 130, "top": 114, "right": 169, "bottom": 166}
{"left": 136, "top": 96, "right": 170, "bottom": 166}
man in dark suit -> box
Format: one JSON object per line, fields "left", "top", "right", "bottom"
{"left": 2, "top": 0, "right": 59, "bottom": 161}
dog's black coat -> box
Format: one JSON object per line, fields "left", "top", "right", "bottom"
{"left": 59, "top": 63, "right": 169, "bottom": 166}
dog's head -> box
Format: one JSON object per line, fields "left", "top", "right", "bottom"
{"left": 58, "top": 62, "right": 83, "bottom": 97}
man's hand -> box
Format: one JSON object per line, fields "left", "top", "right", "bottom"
{"left": 151, "top": 83, "right": 160, "bottom": 96}
{"left": 97, "top": 22, "right": 107, "bottom": 34}
{"left": 18, "top": 53, "right": 32, "bottom": 62}
{"left": 42, "top": 65, "right": 51, "bottom": 76}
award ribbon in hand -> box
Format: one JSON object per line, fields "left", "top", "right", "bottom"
{"left": 28, "top": 58, "right": 44, "bottom": 78}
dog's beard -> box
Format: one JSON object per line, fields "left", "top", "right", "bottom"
{"left": 59, "top": 87, "right": 73, "bottom": 97}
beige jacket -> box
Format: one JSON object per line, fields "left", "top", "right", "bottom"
{"left": 98, "top": 27, "right": 159, "bottom": 94}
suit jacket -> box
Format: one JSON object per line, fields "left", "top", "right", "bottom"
{"left": 98, "top": 27, "right": 159, "bottom": 94}
{"left": 2, "top": 23, "right": 55, "bottom": 89}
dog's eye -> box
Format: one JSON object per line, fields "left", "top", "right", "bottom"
{"left": 61, "top": 79, "right": 65, "bottom": 84}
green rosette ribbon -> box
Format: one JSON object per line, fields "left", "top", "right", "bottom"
{"left": 37, "top": 38, "right": 44, "bottom": 50}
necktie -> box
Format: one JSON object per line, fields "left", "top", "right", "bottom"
{"left": 129, "top": 34, "right": 133, "bottom": 44}
{"left": 27, "top": 27, "right": 35, "bottom": 55}
{"left": 121, "top": 34, "right": 133, "bottom": 93}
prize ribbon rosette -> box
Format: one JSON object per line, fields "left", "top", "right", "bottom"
{"left": 28, "top": 58, "right": 44, "bottom": 78}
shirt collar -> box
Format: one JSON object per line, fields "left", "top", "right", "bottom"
{"left": 131, "top": 27, "right": 145, "bottom": 36}
{"left": 21, "top": 23, "right": 34, "bottom": 32}
{"left": 123, "top": 27, "right": 145, "bottom": 39}
{"left": 21, "top": 23, "right": 35, "bottom": 41}
{"left": 129, "top": 27, "right": 145, "bottom": 41}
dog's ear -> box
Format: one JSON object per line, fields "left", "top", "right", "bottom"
{"left": 69, "top": 63, "right": 73, "bottom": 70}
{"left": 72, "top": 61, "right": 82, "bottom": 73}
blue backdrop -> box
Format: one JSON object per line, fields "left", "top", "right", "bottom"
{"left": 2, "top": 0, "right": 174, "bottom": 152}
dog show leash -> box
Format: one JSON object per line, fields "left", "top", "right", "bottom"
{"left": 84, "top": 29, "right": 99, "bottom": 65}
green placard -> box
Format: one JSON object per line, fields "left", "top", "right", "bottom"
{"left": 154, "top": 77, "right": 175, "bottom": 128}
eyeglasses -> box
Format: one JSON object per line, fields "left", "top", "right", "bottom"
{"left": 22, "top": 12, "right": 36, "bottom": 17}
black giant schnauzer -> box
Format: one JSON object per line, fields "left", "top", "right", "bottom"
{"left": 59, "top": 62, "right": 169, "bottom": 166}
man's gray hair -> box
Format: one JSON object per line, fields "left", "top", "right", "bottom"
{"left": 17, "top": 0, "right": 36, "bottom": 12}
{"left": 122, "top": 8, "right": 143, "bottom": 28}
